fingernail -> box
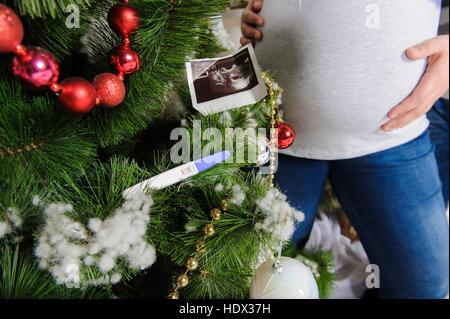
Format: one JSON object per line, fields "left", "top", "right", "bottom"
{"left": 384, "top": 126, "right": 395, "bottom": 132}
{"left": 388, "top": 113, "right": 397, "bottom": 119}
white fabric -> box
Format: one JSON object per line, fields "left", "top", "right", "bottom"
{"left": 305, "top": 212, "right": 370, "bottom": 299}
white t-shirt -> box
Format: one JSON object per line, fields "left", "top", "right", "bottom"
{"left": 255, "top": 0, "right": 442, "bottom": 160}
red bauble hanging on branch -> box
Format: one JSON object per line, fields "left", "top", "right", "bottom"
{"left": 0, "top": 4, "right": 24, "bottom": 54}
{"left": 93, "top": 73, "right": 126, "bottom": 107}
{"left": 276, "top": 122, "right": 296, "bottom": 149}
{"left": 110, "top": 44, "right": 140, "bottom": 76}
{"left": 58, "top": 77, "right": 99, "bottom": 114}
{"left": 107, "top": 2, "right": 140, "bottom": 36}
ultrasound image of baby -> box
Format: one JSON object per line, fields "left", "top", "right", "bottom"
{"left": 186, "top": 44, "right": 267, "bottom": 115}
{"left": 192, "top": 48, "right": 258, "bottom": 103}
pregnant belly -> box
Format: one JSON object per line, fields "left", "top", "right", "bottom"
{"left": 282, "top": 58, "right": 426, "bottom": 136}
{"left": 255, "top": 29, "right": 428, "bottom": 136}
{"left": 254, "top": 0, "right": 438, "bottom": 136}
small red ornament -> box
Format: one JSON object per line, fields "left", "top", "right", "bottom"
{"left": 276, "top": 122, "right": 296, "bottom": 149}
{"left": 58, "top": 77, "right": 98, "bottom": 114}
{"left": 12, "top": 47, "right": 59, "bottom": 90}
{"left": 107, "top": 3, "right": 140, "bottom": 37}
{"left": 110, "top": 45, "right": 140, "bottom": 75}
{"left": 92, "top": 73, "right": 126, "bottom": 107}
{"left": 0, "top": 4, "right": 24, "bottom": 53}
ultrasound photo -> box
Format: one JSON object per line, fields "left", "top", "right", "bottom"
{"left": 186, "top": 44, "right": 267, "bottom": 115}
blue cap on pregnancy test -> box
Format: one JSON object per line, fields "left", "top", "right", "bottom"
{"left": 194, "top": 151, "right": 231, "bottom": 172}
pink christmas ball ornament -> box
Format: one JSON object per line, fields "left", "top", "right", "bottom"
{"left": 12, "top": 47, "right": 59, "bottom": 90}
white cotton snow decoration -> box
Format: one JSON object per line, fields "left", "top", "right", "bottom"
{"left": 88, "top": 218, "right": 102, "bottom": 233}
{"left": 229, "top": 185, "right": 245, "bottom": 206}
{"left": 111, "top": 273, "right": 122, "bottom": 284}
{"left": 8, "top": 208, "right": 22, "bottom": 227}
{"left": 214, "top": 183, "right": 224, "bottom": 192}
{"left": 0, "top": 208, "right": 24, "bottom": 239}
{"left": 250, "top": 257, "right": 319, "bottom": 299}
{"left": 32, "top": 195, "right": 41, "bottom": 206}
{"left": 185, "top": 225, "right": 197, "bottom": 233}
{"left": 255, "top": 188, "right": 304, "bottom": 242}
{"left": 35, "top": 191, "right": 156, "bottom": 286}
{"left": 0, "top": 222, "right": 11, "bottom": 238}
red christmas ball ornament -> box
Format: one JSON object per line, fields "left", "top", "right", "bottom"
{"left": 12, "top": 47, "right": 59, "bottom": 90}
{"left": 58, "top": 77, "right": 98, "bottom": 114}
{"left": 276, "top": 122, "right": 296, "bottom": 149}
{"left": 107, "top": 3, "right": 140, "bottom": 37}
{"left": 0, "top": 4, "right": 24, "bottom": 53}
{"left": 110, "top": 45, "right": 140, "bottom": 75}
{"left": 92, "top": 73, "right": 126, "bottom": 107}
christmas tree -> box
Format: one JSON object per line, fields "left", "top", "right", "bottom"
{"left": 0, "top": 0, "right": 334, "bottom": 299}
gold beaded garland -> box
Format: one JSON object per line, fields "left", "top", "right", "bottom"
{"left": 168, "top": 200, "right": 229, "bottom": 298}
{"left": 221, "top": 199, "right": 229, "bottom": 211}
{"left": 176, "top": 274, "right": 189, "bottom": 288}
{"left": 210, "top": 208, "right": 222, "bottom": 221}
{"left": 186, "top": 256, "right": 199, "bottom": 271}
{"left": 204, "top": 223, "right": 215, "bottom": 236}
{"left": 168, "top": 291, "right": 179, "bottom": 299}
{"left": 196, "top": 240, "right": 207, "bottom": 254}
{"left": 261, "top": 72, "right": 280, "bottom": 188}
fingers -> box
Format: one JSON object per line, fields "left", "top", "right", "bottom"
{"left": 387, "top": 71, "right": 434, "bottom": 120}
{"left": 240, "top": 36, "right": 255, "bottom": 47}
{"left": 382, "top": 108, "right": 427, "bottom": 132}
{"left": 383, "top": 66, "right": 445, "bottom": 131}
{"left": 241, "top": 22, "right": 262, "bottom": 41}
{"left": 383, "top": 35, "right": 449, "bottom": 131}
{"left": 241, "top": 0, "right": 264, "bottom": 43}
{"left": 406, "top": 35, "right": 449, "bottom": 60}
{"left": 242, "top": 5, "right": 264, "bottom": 27}
{"left": 383, "top": 73, "right": 436, "bottom": 131}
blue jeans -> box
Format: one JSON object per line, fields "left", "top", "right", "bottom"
{"left": 429, "top": 98, "right": 449, "bottom": 204}
{"left": 274, "top": 100, "right": 449, "bottom": 299}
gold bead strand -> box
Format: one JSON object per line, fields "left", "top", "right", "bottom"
{"left": 261, "top": 72, "right": 282, "bottom": 189}
{"left": 167, "top": 200, "right": 228, "bottom": 299}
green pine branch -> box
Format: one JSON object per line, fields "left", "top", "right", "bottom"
{"left": 0, "top": 80, "right": 97, "bottom": 186}
{"left": 0, "top": 244, "right": 113, "bottom": 298}
{"left": 5, "top": 0, "right": 91, "bottom": 19}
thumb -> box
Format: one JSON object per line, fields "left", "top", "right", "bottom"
{"left": 406, "top": 37, "right": 442, "bottom": 60}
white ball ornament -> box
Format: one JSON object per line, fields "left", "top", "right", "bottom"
{"left": 256, "top": 137, "right": 271, "bottom": 166}
{"left": 250, "top": 257, "right": 319, "bottom": 299}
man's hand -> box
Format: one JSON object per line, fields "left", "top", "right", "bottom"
{"left": 383, "top": 35, "right": 449, "bottom": 132}
{"left": 240, "top": 0, "right": 265, "bottom": 47}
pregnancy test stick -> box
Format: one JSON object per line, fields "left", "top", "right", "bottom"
{"left": 123, "top": 151, "right": 231, "bottom": 198}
